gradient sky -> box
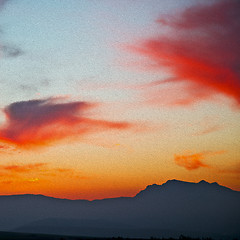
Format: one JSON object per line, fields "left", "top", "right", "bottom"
{"left": 0, "top": 0, "right": 239, "bottom": 200}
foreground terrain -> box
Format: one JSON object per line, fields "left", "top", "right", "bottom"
{"left": 0, "top": 231, "right": 226, "bottom": 240}
{"left": 0, "top": 180, "right": 239, "bottom": 239}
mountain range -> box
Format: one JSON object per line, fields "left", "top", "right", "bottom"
{"left": 0, "top": 179, "right": 239, "bottom": 239}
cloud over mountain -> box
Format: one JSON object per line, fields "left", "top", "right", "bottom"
{"left": 174, "top": 151, "right": 225, "bottom": 170}
{"left": 174, "top": 152, "right": 210, "bottom": 170}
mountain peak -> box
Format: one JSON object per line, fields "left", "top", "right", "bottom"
{"left": 198, "top": 180, "right": 209, "bottom": 184}
{"left": 145, "top": 183, "right": 160, "bottom": 189}
{"left": 165, "top": 179, "right": 218, "bottom": 186}
{"left": 165, "top": 179, "right": 187, "bottom": 185}
{"left": 135, "top": 179, "right": 228, "bottom": 198}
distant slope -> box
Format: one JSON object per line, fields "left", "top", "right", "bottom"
{"left": 0, "top": 180, "right": 239, "bottom": 239}
{"left": 0, "top": 231, "right": 88, "bottom": 240}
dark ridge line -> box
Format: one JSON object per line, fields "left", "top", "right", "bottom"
{"left": 0, "top": 179, "right": 238, "bottom": 202}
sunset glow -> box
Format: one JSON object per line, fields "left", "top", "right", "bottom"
{"left": 0, "top": 0, "right": 239, "bottom": 200}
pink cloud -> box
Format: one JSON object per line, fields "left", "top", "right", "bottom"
{"left": 193, "top": 124, "right": 222, "bottom": 136}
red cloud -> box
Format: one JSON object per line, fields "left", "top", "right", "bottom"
{"left": 0, "top": 98, "right": 131, "bottom": 148}
{"left": 131, "top": 0, "right": 240, "bottom": 107}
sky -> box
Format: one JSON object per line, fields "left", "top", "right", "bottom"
{"left": 0, "top": 0, "right": 239, "bottom": 200}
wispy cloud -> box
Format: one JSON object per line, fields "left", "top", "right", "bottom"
{"left": 0, "top": 26, "right": 24, "bottom": 58}
{"left": 0, "top": 0, "right": 24, "bottom": 59}
{"left": 193, "top": 124, "right": 222, "bottom": 136}
{"left": 191, "top": 116, "right": 223, "bottom": 136}
{"left": 0, "top": 162, "right": 87, "bottom": 185}
{"left": 217, "top": 162, "right": 240, "bottom": 177}
{"left": 174, "top": 151, "right": 225, "bottom": 170}
{"left": 0, "top": 143, "right": 18, "bottom": 154}
{"left": 0, "top": 44, "right": 24, "bottom": 58}
{"left": 18, "top": 79, "right": 51, "bottom": 94}
{"left": 129, "top": 0, "right": 240, "bottom": 107}
{"left": 0, "top": 97, "right": 131, "bottom": 148}
{"left": 0, "top": 163, "right": 46, "bottom": 173}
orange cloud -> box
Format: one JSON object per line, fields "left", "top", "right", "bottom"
{"left": 0, "top": 162, "right": 87, "bottom": 187}
{"left": 174, "top": 152, "right": 209, "bottom": 170}
{"left": 217, "top": 162, "right": 240, "bottom": 176}
{"left": 0, "top": 98, "right": 131, "bottom": 148}
{"left": 0, "top": 163, "right": 46, "bottom": 173}
{"left": 129, "top": 0, "right": 240, "bottom": 107}
{"left": 174, "top": 151, "right": 225, "bottom": 170}
{"left": 0, "top": 144, "right": 9, "bottom": 153}
{"left": 0, "top": 144, "right": 18, "bottom": 154}
{"left": 0, "top": 144, "right": 8, "bottom": 149}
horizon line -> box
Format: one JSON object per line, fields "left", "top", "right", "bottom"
{"left": 0, "top": 179, "right": 237, "bottom": 201}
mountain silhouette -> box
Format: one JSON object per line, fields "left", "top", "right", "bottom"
{"left": 0, "top": 180, "right": 239, "bottom": 239}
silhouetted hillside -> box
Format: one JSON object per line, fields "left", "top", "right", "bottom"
{"left": 0, "top": 180, "right": 239, "bottom": 239}
{"left": 0, "top": 231, "right": 222, "bottom": 240}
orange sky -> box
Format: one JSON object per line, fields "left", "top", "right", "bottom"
{"left": 0, "top": 0, "right": 239, "bottom": 199}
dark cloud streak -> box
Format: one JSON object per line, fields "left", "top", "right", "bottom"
{"left": 1, "top": 44, "right": 24, "bottom": 58}
{"left": 0, "top": 0, "right": 24, "bottom": 59}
